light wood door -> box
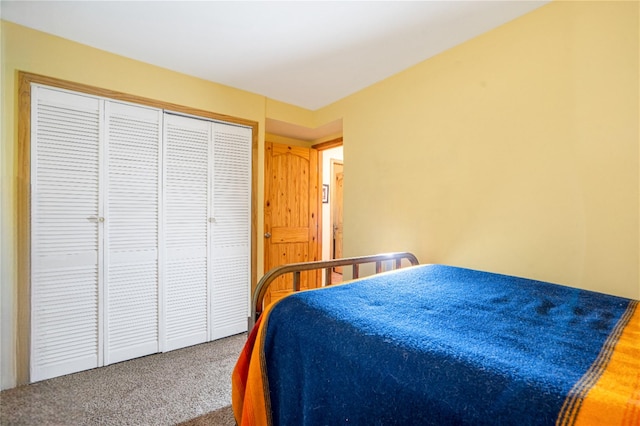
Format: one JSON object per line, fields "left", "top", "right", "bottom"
{"left": 264, "top": 142, "right": 319, "bottom": 305}
{"left": 331, "top": 161, "right": 344, "bottom": 273}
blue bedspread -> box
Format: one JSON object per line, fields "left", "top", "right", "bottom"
{"left": 260, "top": 265, "right": 635, "bottom": 425}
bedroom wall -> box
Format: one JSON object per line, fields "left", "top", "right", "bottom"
{"left": 265, "top": 133, "right": 314, "bottom": 148}
{"left": 266, "top": 98, "right": 316, "bottom": 129}
{"left": 0, "top": 21, "right": 268, "bottom": 389}
{"left": 316, "top": 1, "right": 639, "bottom": 300}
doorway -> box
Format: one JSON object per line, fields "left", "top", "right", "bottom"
{"left": 262, "top": 137, "right": 343, "bottom": 292}
{"left": 314, "top": 140, "right": 343, "bottom": 285}
{"left": 330, "top": 160, "right": 344, "bottom": 279}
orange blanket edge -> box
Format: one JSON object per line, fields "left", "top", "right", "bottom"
{"left": 559, "top": 300, "right": 640, "bottom": 426}
{"left": 232, "top": 304, "right": 275, "bottom": 426}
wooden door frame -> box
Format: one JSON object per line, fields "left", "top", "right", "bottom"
{"left": 329, "top": 159, "right": 344, "bottom": 264}
{"left": 17, "top": 72, "right": 259, "bottom": 385}
{"left": 311, "top": 137, "right": 343, "bottom": 269}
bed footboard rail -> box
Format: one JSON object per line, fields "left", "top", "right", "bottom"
{"left": 250, "top": 252, "right": 419, "bottom": 328}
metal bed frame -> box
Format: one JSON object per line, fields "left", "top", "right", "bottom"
{"left": 250, "top": 252, "right": 420, "bottom": 328}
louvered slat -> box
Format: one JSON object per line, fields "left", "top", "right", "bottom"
{"left": 210, "top": 123, "right": 251, "bottom": 339}
{"left": 164, "top": 259, "right": 208, "bottom": 350}
{"left": 31, "top": 86, "right": 101, "bottom": 382}
{"left": 105, "top": 101, "right": 161, "bottom": 364}
{"left": 163, "top": 114, "right": 210, "bottom": 351}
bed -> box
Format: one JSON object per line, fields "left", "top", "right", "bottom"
{"left": 232, "top": 253, "right": 640, "bottom": 425}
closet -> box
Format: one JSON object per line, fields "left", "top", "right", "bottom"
{"left": 30, "top": 85, "right": 251, "bottom": 382}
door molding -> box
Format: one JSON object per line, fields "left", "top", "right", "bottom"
{"left": 312, "top": 137, "right": 343, "bottom": 270}
{"left": 311, "top": 137, "right": 343, "bottom": 151}
{"left": 330, "top": 159, "right": 344, "bottom": 267}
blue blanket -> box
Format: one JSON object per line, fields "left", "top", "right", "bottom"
{"left": 261, "top": 265, "right": 635, "bottom": 425}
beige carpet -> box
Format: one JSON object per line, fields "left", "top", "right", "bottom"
{"left": 178, "top": 405, "right": 235, "bottom": 425}
{"left": 0, "top": 333, "right": 246, "bottom": 425}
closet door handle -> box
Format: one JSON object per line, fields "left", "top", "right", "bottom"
{"left": 87, "top": 216, "right": 105, "bottom": 223}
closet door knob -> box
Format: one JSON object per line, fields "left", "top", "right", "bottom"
{"left": 264, "top": 232, "right": 271, "bottom": 239}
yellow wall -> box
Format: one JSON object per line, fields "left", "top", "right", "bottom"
{"left": 0, "top": 21, "right": 268, "bottom": 388}
{"left": 265, "top": 133, "right": 314, "bottom": 148}
{"left": 317, "top": 1, "right": 639, "bottom": 299}
{"left": 266, "top": 98, "right": 316, "bottom": 128}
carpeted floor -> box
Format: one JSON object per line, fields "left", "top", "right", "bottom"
{"left": 177, "top": 405, "right": 235, "bottom": 426}
{"left": 0, "top": 333, "right": 246, "bottom": 425}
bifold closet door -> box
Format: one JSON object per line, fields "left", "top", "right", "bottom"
{"left": 31, "top": 87, "right": 163, "bottom": 380}
{"left": 30, "top": 87, "right": 102, "bottom": 382}
{"left": 31, "top": 84, "right": 251, "bottom": 381}
{"left": 163, "top": 114, "right": 211, "bottom": 351}
{"left": 104, "top": 102, "right": 162, "bottom": 364}
{"left": 210, "top": 123, "right": 251, "bottom": 340}
{"left": 163, "top": 116, "right": 251, "bottom": 349}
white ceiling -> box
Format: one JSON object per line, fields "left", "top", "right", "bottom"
{"left": 1, "top": 1, "right": 548, "bottom": 111}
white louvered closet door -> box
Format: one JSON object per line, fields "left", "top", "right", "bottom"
{"left": 31, "top": 84, "right": 252, "bottom": 381}
{"left": 210, "top": 123, "right": 251, "bottom": 340}
{"left": 104, "top": 102, "right": 162, "bottom": 364}
{"left": 31, "top": 86, "right": 102, "bottom": 382}
{"left": 163, "top": 114, "right": 211, "bottom": 351}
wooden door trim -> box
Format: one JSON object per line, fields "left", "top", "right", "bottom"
{"left": 312, "top": 137, "right": 343, "bottom": 151}
{"left": 313, "top": 137, "right": 342, "bottom": 277}
{"left": 17, "top": 71, "right": 259, "bottom": 385}
{"left": 330, "top": 160, "right": 344, "bottom": 265}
